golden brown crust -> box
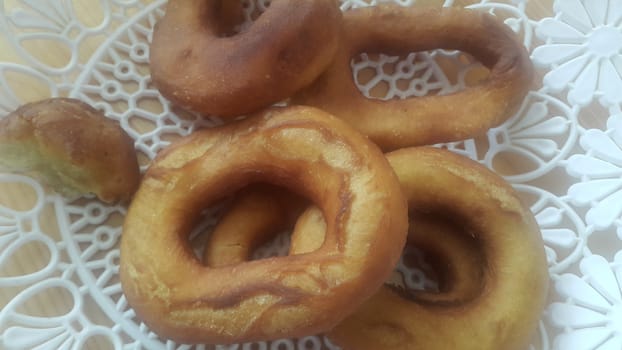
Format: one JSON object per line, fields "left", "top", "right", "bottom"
{"left": 119, "top": 106, "right": 408, "bottom": 344}
{"left": 292, "top": 5, "right": 534, "bottom": 151}
{"left": 149, "top": 0, "right": 342, "bottom": 118}
{"left": 0, "top": 98, "right": 140, "bottom": 203}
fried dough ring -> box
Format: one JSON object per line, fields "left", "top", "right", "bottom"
{"left": 319, "top": 148, "right": 547, "bottom": 350}
{"left": 150, "top": 0, "right": 341, "bottom": 117}
{"left": 120, "top": 106, "right": 408, "bottom": 344}
{"left": 0, "top": 98, "right": 140, "bottom": 203}
{"left": 206, "top": 147, "right": 548, "bottom": 349}
{"left": 292, "top": 5, "right": 534, "bottom": 151}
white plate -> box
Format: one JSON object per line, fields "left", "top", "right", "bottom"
{"left": 1, "top": 0, "right": 621, "bottom": 349}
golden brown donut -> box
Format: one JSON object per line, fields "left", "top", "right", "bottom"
{"left": 150, "top": 0, "right": 342, "bottom": 117}
{"left": 292, "top": 5, "right": 534, "bottom": 151}
{"left": 120, "top": 106, "right": 408, "bottom": 344}
{"left": 0, "top": 98, "right": 140, "bottom": 203}
{"left": 315, "top": 148, "right": 547, "bottom": 350}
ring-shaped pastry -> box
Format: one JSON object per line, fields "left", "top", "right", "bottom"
{"left": 150, "top": 0, "right": 342, "bottom": 117}
{"left": 292, "top": 5, "right": 534, "bottom": 151}
{"left": 120, "top": 106, "right": 408, "bottom": 344}
{"left": 205, "top": 147, "right": 548, "bottom": 349}
{"left": 324, "top": 148, "right": 548, "bottom": 350}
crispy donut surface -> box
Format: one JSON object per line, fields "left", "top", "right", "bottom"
{"left": 0, "top": 98, "right": 140, "bottom": 203}
{"left": 292, "top": 5, "right": 534, "bottom": 151}
{"left": 149, "top": 0, "right": 341, "bottom": 117}
{"left": 206, "top": 147, "right": 548, "bottom": 349}
{"left": 119, "top": 106, "right": 408, "bottom": 344}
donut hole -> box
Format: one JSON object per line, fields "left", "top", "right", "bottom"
{"left": 397, "top": 246, "right": 439, "bottom": 292}
{"left": 390, "top": 212, "right": 486, "bottom": 303}
{"left": 251, "top": 229, "right": 292, "bottom": 260}
{"left": 186, "top": 203, "right": 231, "bottom": 263}
{"left": 245, "top": 187, "right": 325, "bottom": 261}
{"left": 196, "top": 183, "right": 319, "bottom": 267}
{"left": 352, "top": 50, "right": 490, "bottom": 101}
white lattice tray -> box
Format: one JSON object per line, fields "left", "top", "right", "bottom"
{"left": 1, "top": 0, "right": 622, "bottom": 349}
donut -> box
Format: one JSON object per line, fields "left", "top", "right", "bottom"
{"left": 149, "top": 0, "right": 342, "bottom": 117}
{"left": 205, "top": 147, "right": 548, "bottom": 349}
{"left": 304, "top": 148, "right": 548, "bottom": 350}
{"left": 0, "top": 98, "right": 140, "bottom": 203}
{"left": 120, "top": 106, "right": 408, "bottom": 344}
{"left": 292, "top": 5, "right": 534, "bottom": 151}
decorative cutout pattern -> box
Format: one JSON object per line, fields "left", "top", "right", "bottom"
{"left": 532, "top": 0, "right": 622, "bottom": 107}
{"left": 1, "top": 0, "right": 620, "bottom": 349}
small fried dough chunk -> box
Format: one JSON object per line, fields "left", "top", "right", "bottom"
{"left": 0, "top": 98, "right": 140, "bottom": 203}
